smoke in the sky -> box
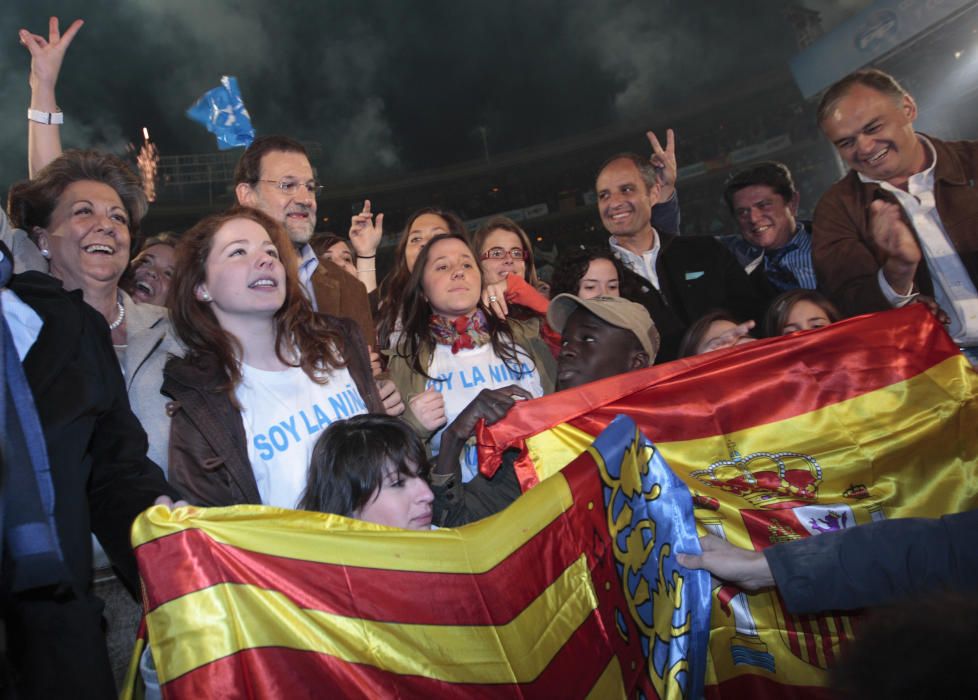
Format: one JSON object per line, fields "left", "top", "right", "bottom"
{"left": 0, "top": 1, "right": 872, "bottom": 193}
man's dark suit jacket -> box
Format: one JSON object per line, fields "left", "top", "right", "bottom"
{"left": 618, "top": 232, "right": 767, "bottom": 361}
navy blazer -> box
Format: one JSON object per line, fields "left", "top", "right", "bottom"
{"left": 619, "top": 232, "right": 767, "bottom": 361}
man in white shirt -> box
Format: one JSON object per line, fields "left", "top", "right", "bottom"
{"left": 596, "top": 153, "right": 765, "bottom": 361}
{"left": 812, "top": 69, "right": 978, "bottom": 358}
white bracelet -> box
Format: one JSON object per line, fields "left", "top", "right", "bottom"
{"left": 28, "top": 108, "right": 64, "bottom": 125}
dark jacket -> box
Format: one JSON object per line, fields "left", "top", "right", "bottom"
{"left": 4, "top": 271, "right": 178, "bottom": 698}
{"left": 618, "top": 232, "right": 767, "bottom": 361}
{"left": 765, "top": 509, "right": 978, "bottom": 614}
{"left": 812, "top": 136, "right": 978, "bottom": 317}
{"left": 7, "top": 272, "right": 178, "bottom": 594}
{"left": 163, "top": 314, "right": 384, "bottom": 507}
{"left": 432, "top": 449, "right": 523, "bottom": 527}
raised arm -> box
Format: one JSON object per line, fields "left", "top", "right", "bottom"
{"left": 647, "top": 129, "right": 680, "bottom": 234}
{"left": 349, "top": 199, "right": 383, "bottom": 294}
{"left": 647, "top": 128, "right": 676, "bottom": 203}
{"left": 20, "top": 16, "right": 83, "bottom": 178}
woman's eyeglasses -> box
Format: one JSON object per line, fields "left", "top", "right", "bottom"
{"left": 481, "top": 247, "right": 528, "bottom": 261}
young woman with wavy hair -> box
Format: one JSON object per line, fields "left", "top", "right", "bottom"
{"left": 388, "top": 232, "right": 555, "bottom": 483}
{"left": 163, "top": 206, "right": 392, "bottom": 507}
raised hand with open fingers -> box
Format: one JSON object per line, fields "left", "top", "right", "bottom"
{"left": 20, "top": 16, "right": 84, "bottom": 94}
{"left": 22, "top": 17, "right": 84, "bottom": 177}
{"left": 646, "top": 128, "right": 677, "bottom": 204}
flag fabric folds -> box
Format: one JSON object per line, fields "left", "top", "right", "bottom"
{"left": 478, "top": 305, "right": 978, "bottom": 697}
{"left": 132, "top": 415, "right": 711, "bottom": 699}
{"left": 185, "top": 76, "right": 256, "bottom": 150}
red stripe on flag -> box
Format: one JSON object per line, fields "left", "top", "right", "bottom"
{"left": 556, "top": 441, "right": 658, "bottom": 698}
{"left": 800, "top": 614, "right": 820, "bottom": 666}
{"left": 162, "top": 611, "right": 618, "bottom": 699}
{"left": 138, "top": 510, "right": 584, "bottom": 626}
{"left": 704, "top": 672, "right": 837, "bottom": 700}
{"left": 816, "top": 614, "right": 835, "bottom": 666}
{"left": 781, "top": 600, "right": 804, "bottom": 660}
{"left": 480, "top": 306, "right": 955, "bottom": 467}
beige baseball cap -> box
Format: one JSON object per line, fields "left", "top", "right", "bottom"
{"left": 547, "top": 293, "right": 660, "bottom": 362}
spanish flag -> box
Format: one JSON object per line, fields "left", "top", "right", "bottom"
{"left": 130, "top": 415, "right": 711, "bottom": 698}
{"left": 478, "top": 305, "right": 978, "bottom": 697}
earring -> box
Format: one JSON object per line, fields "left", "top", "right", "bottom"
{"left": 201, "top": 291, "right": 212, "bottom": 302}
{"left": 40, "top": 248, "right": 50, "bottom": 259}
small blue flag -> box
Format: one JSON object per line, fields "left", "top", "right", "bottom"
{"left": 186, "top": 76, "right": 255, "bottom": 150}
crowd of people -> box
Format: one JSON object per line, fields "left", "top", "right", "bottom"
{"left": 2, "top": 15, "right": 977, "bottom": 699}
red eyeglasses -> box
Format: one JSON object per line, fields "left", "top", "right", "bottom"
{"left": 481, "top": 247, "right": 528, "bottom": 261}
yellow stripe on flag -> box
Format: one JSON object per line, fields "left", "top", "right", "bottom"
{"left": 585, "top": 657, "right": 626, "bottom": 700}
{"left": 523, "top": 351, "right": 978, "bottom": 692}
{"left": 134, "top": 470, "right": 574, "bottom": 574}
{"left": 658, "top": 354, "right": 978, "bottom": 524}
{"left": 527, "top": 423, "right": 596, "bottom": 483}
{"left": 149, "top": 553, "right": 599, "bottom": 685}
{"left": 528, "top": 355, "right": 978, "bottom": 528}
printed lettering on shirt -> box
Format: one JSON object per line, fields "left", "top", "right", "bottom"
{"left": 427, "top": 343, "right": 544, "bottom": 483}
{"left": 425, "top": 362, "right": 534, "bottom": 393}
{"left": 251, "top": 383, "right": 367, "bottom": 460}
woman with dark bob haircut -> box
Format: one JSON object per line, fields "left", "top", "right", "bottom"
{"left": 550, "top": 246, "right": 633, "bottom": 300}
{"left": 7, "top": 150, "right": 179, "bottom": 475}
{"left": 162, "top": 206, "right": 388, "bottom": 508}
{"left": 764, "top": 289, "right": 841, "bottom": 337}
{"left": 300, "top": 414, "right": 434, "bottom": 529}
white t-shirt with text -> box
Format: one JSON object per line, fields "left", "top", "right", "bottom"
{"left": 236, "top": 363, "right": 367, "bottom": 508}
{"left": 426, "top": 342, "right": 544, "bottom": 482}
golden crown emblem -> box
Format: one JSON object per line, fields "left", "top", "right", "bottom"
{"left": 691, "top": 444, "right": 822, "bottom": 510}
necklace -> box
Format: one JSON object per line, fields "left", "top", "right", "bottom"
{"left": 108, "top": 297, "right": 126, "bottom": 330}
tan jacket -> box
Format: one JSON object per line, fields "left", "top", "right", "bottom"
{"left": 312, "top": 259, "right": 377, "bottom": 347}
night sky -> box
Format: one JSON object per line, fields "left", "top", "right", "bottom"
{"left": 0, "top": 1, "right": 869, "bottom": 192}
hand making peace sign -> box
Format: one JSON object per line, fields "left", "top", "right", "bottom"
{"left": 646, "top": 128, "right": 677, "bottom": 204}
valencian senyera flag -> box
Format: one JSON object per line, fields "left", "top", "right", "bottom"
{"left": 128, "top": 415, "right": 711, "bottom": 699}
{"left": 186, "top": 75, "right": 255, "bottom": 150}
{"left": 478, "top": 304, "right": 978, "bottom": 698}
